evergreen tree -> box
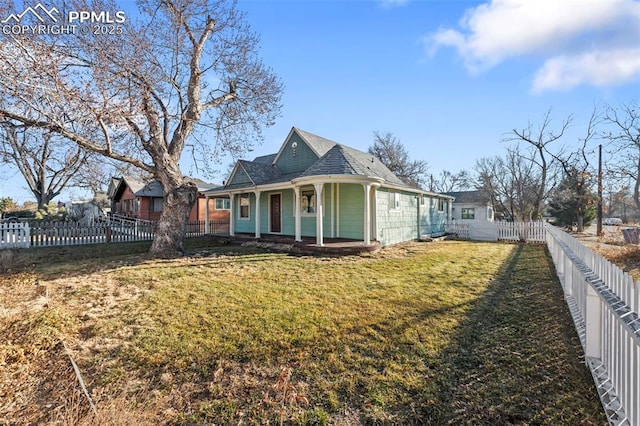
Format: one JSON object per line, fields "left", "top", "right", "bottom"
{"left": 548, "top": 171, "right": 596, "bottom": 229}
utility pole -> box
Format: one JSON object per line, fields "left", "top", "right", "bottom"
{"left": 597, "top": 144, "right": 603, "bottom": 237}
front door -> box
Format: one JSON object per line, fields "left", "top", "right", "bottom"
{"left": 270, "top": 193, "right": 281, "bottom": 233}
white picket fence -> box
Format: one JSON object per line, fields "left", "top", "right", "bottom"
{"left": 445, "top": 220, "right": 639, "bottom": 424}
{"left": 445, "top": 220, "right": 546, "bottom": 243}
{"left": 546, "top": 224, "right": 639, "bottom": 426}
{"left": 0, "top": 222, "right": 30, "bottom": 248}
{"left": 0, "top": 219, "right": 230, "bottom": 249}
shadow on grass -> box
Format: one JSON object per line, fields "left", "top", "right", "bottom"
{"left": 5, "top": 240, "right": 608, "bottom": 425}
{"left": 423, "top": 244, "right": 606, "bottom": 425}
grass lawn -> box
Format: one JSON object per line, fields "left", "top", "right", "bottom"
{"left": 0, "top": 239, "right": 606, "bottom": 425}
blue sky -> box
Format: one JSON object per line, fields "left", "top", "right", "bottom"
{"left": 2, "top": 0, "right": 639, "bottom": 203}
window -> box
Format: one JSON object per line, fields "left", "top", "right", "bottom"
{"left": 488, "top": 206, "right": 494, "bottom": 221}
{"left": 215, "top": 198, "right": 231, "bottom": 210}
{"left": 438, "top": 199, "right": 445, "bottom": 212}
{"left": 239, "top": 193, "right": 250, "bottom": 219}
{"left": 134, "top": 199, "right": 139, "bottom": 212}
{"left": 461, "top": 208, "right": 475, "bottom": 220}
{"left": 420, "top": 195, "right": 426, "bottom": 206}
{"left": 389, "top": 192, "right": 400, "bottom": 210}
{"left": 301, "top": 190, "right": 316, "bottom": 214}
{"left": 151, "top": 197, "right": 163, "bottom": 212}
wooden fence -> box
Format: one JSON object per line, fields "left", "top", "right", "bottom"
{"left": 0, "top": 219, "right": 230, "bottom": 249}
{"left": 445, "top": 220, "right": 546, "bottom": 243}
{"left": 546, "top": 224, "right": 639, "bottom": 426}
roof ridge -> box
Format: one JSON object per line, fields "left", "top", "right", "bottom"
{"left": 337, "top": 144, "right": 378, "bottom": 174}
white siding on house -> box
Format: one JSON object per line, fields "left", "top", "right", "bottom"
{"left": 451, "top": 202, "right": 494, "bottom": 222}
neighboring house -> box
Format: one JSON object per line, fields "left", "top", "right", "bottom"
{"left": 109, "top": 176, "right": 229, "bottom": 222}
{"left": 444, "top": 190, "right": 494, "bottom": 222}
{"left": 204, "top": 127, "right": 453, "bottom": 247}
{"left": 65, "top": 198, "right": 107, "bottom": 224}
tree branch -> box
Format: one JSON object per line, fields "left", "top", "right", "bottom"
{"left": 0, "top": 109, "right": 153, "bottom": 173}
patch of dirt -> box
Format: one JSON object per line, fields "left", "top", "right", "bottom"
{"left": 0, "top": 266, "right": 152, "bottom": 425}
{"left": 241, "top": 240, "right": 294, "bottom": 252}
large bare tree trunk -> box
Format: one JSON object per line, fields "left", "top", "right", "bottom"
{"left": 0, "top": 1, "right": 282, "bottom": 258}
{"left": 150, "top": 183, "right": 198, "bottom": 258}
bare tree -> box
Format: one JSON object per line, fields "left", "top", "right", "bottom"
{"left": 548, "top": 109, "right": 599, "bottom": 232}
{"left": 0, "top": 0, "right": 282, "bottom": 257}
{"left": 603, "top": 100, "right": 640, "bottom": 211}
{"left": 369, "top": 131, "right": 429, "bottom": 188}
{"left": 430, "top": 169, "right": 472, "bottom": 193}
{"left": 475, "top": 146, "right": 542, "bottom": 221}
{"left": 0, "top": 123, "right": 91, "bottom": 209}
{"left": 506, "top": 109, "right": 571, "bottom": 219}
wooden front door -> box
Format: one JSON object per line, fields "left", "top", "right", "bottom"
{"left": 270, "top": 193, "right": 281, "bottom": 233}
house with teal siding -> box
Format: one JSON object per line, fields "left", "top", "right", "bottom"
{"left": 204, "top": 127, "right": 453, "bottom": 247}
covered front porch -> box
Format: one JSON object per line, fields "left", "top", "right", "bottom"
{"left": 204, "top": 176, "right": 383, "bottom": 248}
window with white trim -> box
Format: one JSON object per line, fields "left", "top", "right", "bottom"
{"left": 461, "top": 208, "right": 475, "bottom": 220}
{"left": 389, "top": 192, "right": 401, "bottom": 211}
{"left": 301, "top": 189, "right": 316, "bottom": 215}
{"left": 239, "top": 193, "right": 250, "bottom": 219}
{"left": 215, "top": 198, "right": 231, "bottom": 210}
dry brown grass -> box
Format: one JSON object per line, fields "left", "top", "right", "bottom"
{"left": 574, "top": 225, "right": 640, "bottom": 280}
{"left": 0, "top": 240, "right": 606, "bottom": 425}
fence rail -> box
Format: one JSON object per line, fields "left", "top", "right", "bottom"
{"left": 496, "top": 220, "right": 546, "bottom": 243}
{"left": 445, "top": 220, "right": 546, "bottom": 243}
{"left": 0, "top": 219, "right": 230, "bottom": 249}
{"left": 546, "top": 224, "right": 639, "bottom": 426}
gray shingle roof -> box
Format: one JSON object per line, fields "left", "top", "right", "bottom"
{"left": 253, "top": 153, "right": 277, "bottom": 164}
{"left": 238, "top": 160, "right": 283, "bottom": 185}
{"left": 120, "top": 176, "right": 147, "bottom": 194}
{"left": 298, "top": 144, "right": 405, "bottom": 186}
{"left": 115, "top": 175, "right": 215, "bottom": 198}
{"left": 221, "top": 127, "right": 412, "bottom": 191}
{"left": 444, "top": 190, "right": 491, "bottom": 204}
{"left": 134, "top": 180, "right": 164, "bottom": 197}
{"left": 294, "top": 128, "right": 339, "bottom": 157}
{"left": 184, "top": 177, "right": 217, "bottom": 192}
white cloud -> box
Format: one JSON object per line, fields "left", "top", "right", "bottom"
{"left": 380, "top": 0, "right": 409, "bottom": 7}
{"left": 426, "top": 0, "right": 640, "bottom": 91}
{"left": 532, "top": 48, "right": 640, "bottom": 93}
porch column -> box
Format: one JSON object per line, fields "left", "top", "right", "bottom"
{"left": 254, "top": 190, "right": 261, "bottom": 238}
{"left": 294, "top": 186, "right": 302, "bottom": 242}
{"left": 314, "top": 183, "right": 324, "bottom": 247}
{"left": 205, "top": 196, "right": 210, "bottom": 234}
{"left": 363, "top": 183, "right": 371, "bottom": 245}
{"left": 229, "top": 193, "right": 235, "bottom": 236}
{"left": 371, "top": 185, "right": 377, "bottom": 240}
{"left": 362, "top": 183, "right": 371, "bottom": 246}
